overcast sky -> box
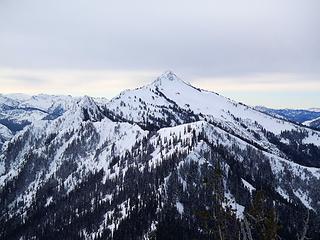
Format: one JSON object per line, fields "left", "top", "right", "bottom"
{"left": 0, "top": 0, "right": 319, "bottom": 108}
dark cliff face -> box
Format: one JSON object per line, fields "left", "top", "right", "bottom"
{"left": 1, "top": 73, "right": 320, "bottom": 240}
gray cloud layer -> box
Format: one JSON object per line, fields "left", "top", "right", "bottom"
{"left": 1, "top": 0, "right": 319, "bottom": 77}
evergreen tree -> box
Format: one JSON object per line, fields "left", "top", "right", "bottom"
{"left": 247, "top": 190, "right": 280, "bottom": 240}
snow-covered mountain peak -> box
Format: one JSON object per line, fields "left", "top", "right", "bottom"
{"left": 106, "top": 72, "right": 320, "bottom": 151}
{"left": 158, "top": 70, "right": 179, "bottom": 81}
{"left": 75, "top": 95, "right": 105, "bottom": 122}
{"left": 77, "top": 95, "right": 97, "bottom": 108}
{"left": 152, "top": 70, "right": 186, "bottom": 87}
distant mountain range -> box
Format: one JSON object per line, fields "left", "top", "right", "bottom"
{"left": 256, "top": 106, "right": 320, "bottom": 130}
{"left": 1, "top": 71, "right": 320, "bottom": 239}
{"left": 0, "top": 94, "right": 108, "bottom": 149}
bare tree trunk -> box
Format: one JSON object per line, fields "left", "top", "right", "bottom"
{"left": 218, "top": 225, "right": 223, "bottom": 240}
{"left": 297, "top": 210, "right": 310, "bottom": 240}
{"left": 244, "top": 216, "right": 253, "bottom": 240}
{"left": 240, "top": 221, "right": 248, "bottom": 240}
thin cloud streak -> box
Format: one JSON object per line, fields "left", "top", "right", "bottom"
{"left": 0, "top": 68, "right": 157, "bottom": 97}
{"left": 1, "top": 68, "right": 319, "bottom": 109}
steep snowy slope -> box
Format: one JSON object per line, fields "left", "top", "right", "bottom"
{"left": 0, "top": 95, "right": 145, "bottom": 179}
{"left": 0, "top": 124, "right": 12, "bottom": 150}
{"left": 0, "top": 96, "right": 148, "bottom": 209}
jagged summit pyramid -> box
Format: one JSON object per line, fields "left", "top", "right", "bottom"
{"left": 157, "top": 70, "right": 179, "bottom": 81}
{"left": 153, "top": 70, "right": 182, "bottom": 84}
